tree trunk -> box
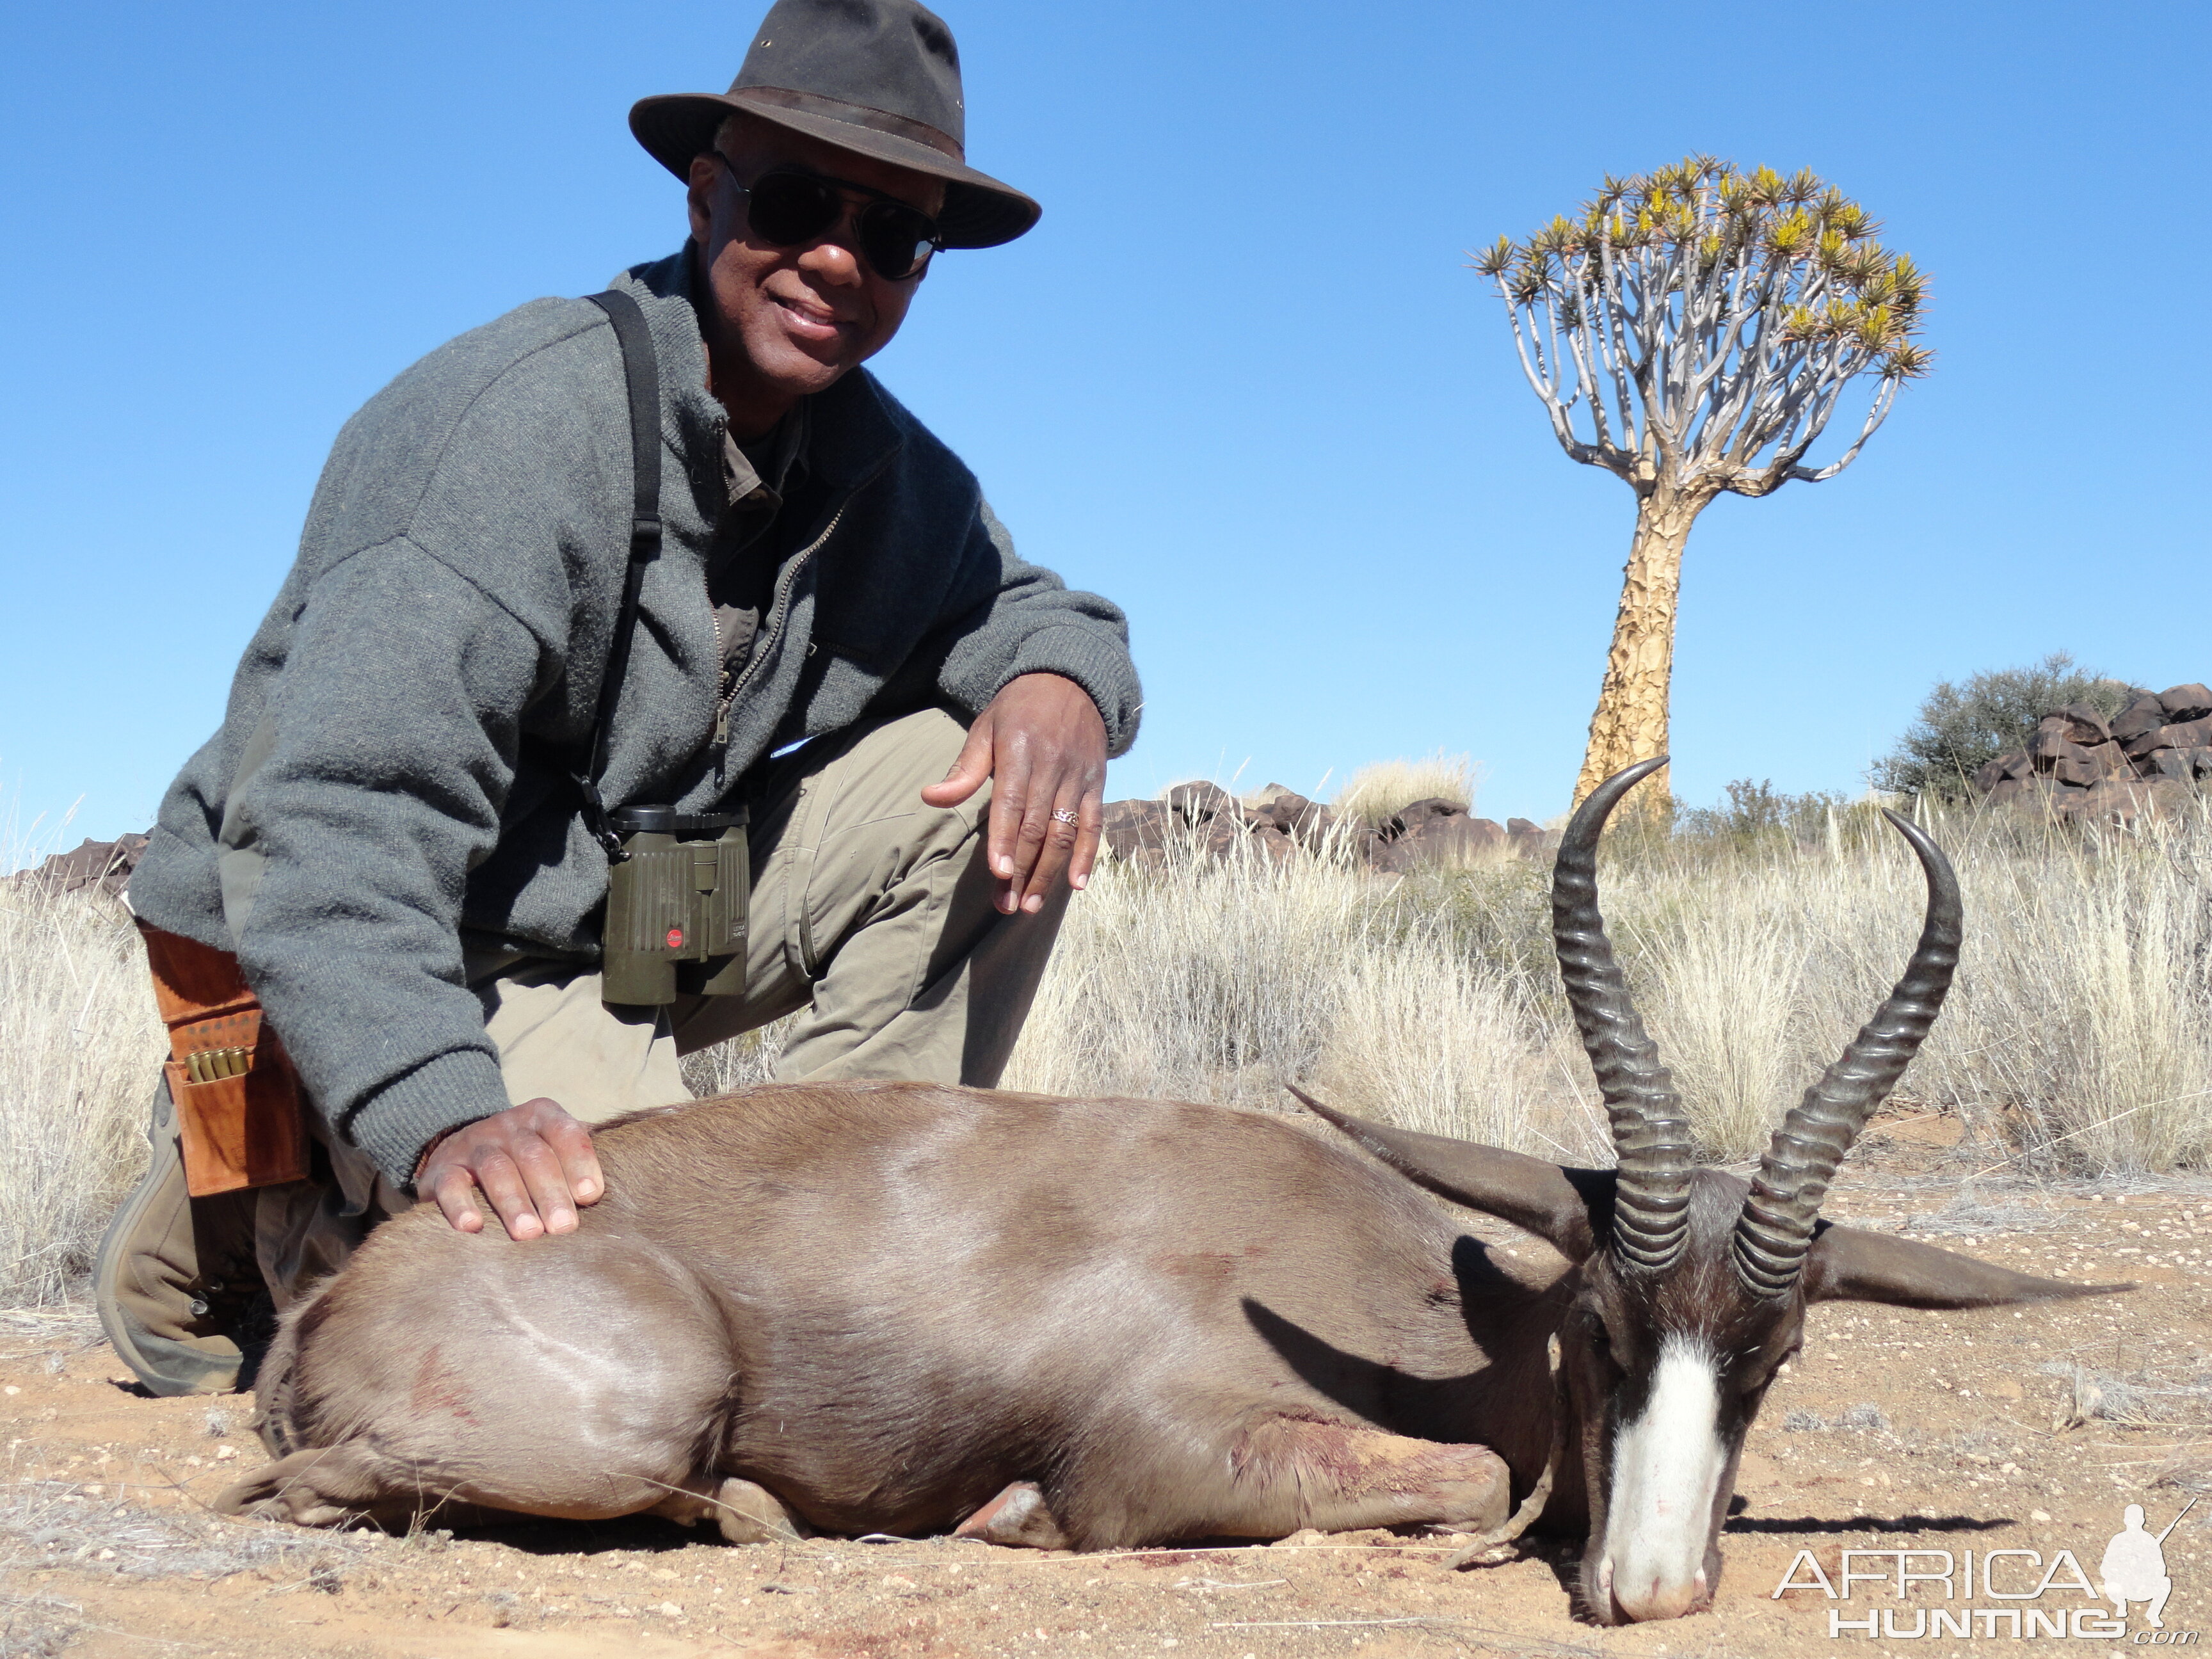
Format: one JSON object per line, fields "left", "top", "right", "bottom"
{"left": 1571, "top": 487, "right": 1711, "bottom": 816}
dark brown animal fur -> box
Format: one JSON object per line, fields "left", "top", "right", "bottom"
{"left": 221, "top": 1082, "right": 1530, "bottom": 1546}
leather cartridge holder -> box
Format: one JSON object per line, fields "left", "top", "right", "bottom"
{"left": 136, "top": 921, "right": 310, "bottom": 1196}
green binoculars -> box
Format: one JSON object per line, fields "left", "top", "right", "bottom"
{"left": 600, "top": 804, "right": 749, "bottom": 1007}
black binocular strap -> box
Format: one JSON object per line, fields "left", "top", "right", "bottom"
{"left": 576, "top": 289, "right": 663, "bottom": 860}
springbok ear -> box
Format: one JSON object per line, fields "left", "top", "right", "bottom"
{"left": 1288, "top": 1086, "right": 1608, "bottom": 1262}
{"left": 1805, "top": 1222, "right": 2134, "bottom": 1310}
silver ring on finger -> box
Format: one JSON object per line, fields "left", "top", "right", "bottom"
{"left": 1050, "top": 808, "right": 1079, "bottom": 825}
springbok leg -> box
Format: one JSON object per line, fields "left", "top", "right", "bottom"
{"left": 1213, "top": 1417, "right": 1512, "bottom": 1537}
{"left": 954, "top": 1480, "right": 1071, "bottom": 1548}
{"left": 647, "top": 1475, "right": 812, "bottom": 1544}
{"left": 1020, "top": 1415, "right": 1514, "bottom": 1549}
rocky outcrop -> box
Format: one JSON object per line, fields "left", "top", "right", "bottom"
{"left": 1976, "top": 684, "right": 2212, "bottom": 824}
{"left": 7, "top": 833, "right": 149, "bottom": 899}
{"left": 1100, "top": 785, "right": 1554, "bottom": 874}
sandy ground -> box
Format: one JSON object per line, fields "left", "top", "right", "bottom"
{"left": 3, "top": 1116, "right": 2208, "bottom": 1659}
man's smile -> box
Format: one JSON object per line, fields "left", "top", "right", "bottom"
{"left": 767, "top": 286, "right": 855, "bottom": 341}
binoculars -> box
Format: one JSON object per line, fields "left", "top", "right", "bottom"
{"left": 600, "top": 804, "right": 749, "bottom": 1007}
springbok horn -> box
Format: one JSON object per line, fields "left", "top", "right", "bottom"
{"left": 1733, "top": 810, "right": 1962, "bottom": 1299}
{"left": 1555, "top": 758, "right": 1694, "bottom": 1272}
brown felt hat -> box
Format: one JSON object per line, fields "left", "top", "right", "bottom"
{"left": 630, "top": 0, "right": 1039, "bottom": 251}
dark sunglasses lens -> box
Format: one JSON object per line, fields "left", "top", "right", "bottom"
{"left": 860, "top": 204, "right": 934, "bottom": 280}
{"left": 744, "top": 173, "right": 842, "bottom": 247}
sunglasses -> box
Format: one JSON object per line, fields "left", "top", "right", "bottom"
{"left": 716, "top": 157, "right": 942, "bottom": 283}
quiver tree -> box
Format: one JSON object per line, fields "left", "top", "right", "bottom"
{"left": 1479, "top": 156, "right": 1932, "bottom": 814}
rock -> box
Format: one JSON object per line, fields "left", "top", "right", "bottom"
{"left": 1416, "top": 814, "right": 1505, "bottom": 865}
{"left": 1506, "top": 818, "right": 1556, "bottom": 861}
{"left": 2032, "top": 735, "right": 2097, "bottom": 785}
{"left": 2158, "top": 716, "right": 2212, "bottom": 753}
{"left": 1366, "top": 812, "right": 1505, "bottom": 872}
{"left": 2085, "top": 741, "right": 2132, "bottom": 780}
{"left": 2047, "top": 703, "right": 2113, "bottom": 746}
{"left": 2190, "top": 748, "right": 2212, "bottom": 781}
{"left": 2052, "top": 753, "right": 2099, "bottom": 787}
{"left": 1384, "top": 797, "right": 1467, "bottom": 838}
{"left": 1166, "top": 781, "right": 1240, "bottom": 825}
{"left": 1100, "top": 799, "right": 1171, "bottom": 860}
{"left": 1977, "top": 749, "right": 2040, "bottom": 790}
{"left": 1991, "top": 775, "right": 2075, "bottom": 815}
{"left": 1290, "top": 803, "right": 1340, "bottom": 847}
{"left": 2158, "top": 683, "right": 2212, "bottom": 721}
{"left": 2122, "top": 724, "right": 2177, "bottom": 759}
{"left": 1251, "top": 790, "right": 1334, "bottom": 845}
{"left": 2075, "top": 778, "right": 2159, "bottom": 826}
{"left": 2111, "top": 694, "right": 2169, "bottom": 743}
{"left": 1198, "top": 816, "right": 1243, "bottom": 860}
{"left": 9, "top": 833, "right": 149, "bottom": 898}
{"left": 2147, "top": 748, "right": 2193, "bottom": 782}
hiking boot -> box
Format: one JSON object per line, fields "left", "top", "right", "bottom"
{"left": 93, "top": 1077, "right": 262, "bottom": 1396}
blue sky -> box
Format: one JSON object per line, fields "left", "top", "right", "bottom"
{"left": 4, "top": 0, "right": 2206, "bottom": 854}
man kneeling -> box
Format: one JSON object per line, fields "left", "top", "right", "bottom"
{"left": 97, "top": 0, "right": 1138, "bottom": 1395}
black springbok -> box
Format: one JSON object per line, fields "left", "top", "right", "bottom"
{"left": 219, "top": 759, "right": 2122, "bottom": 1623}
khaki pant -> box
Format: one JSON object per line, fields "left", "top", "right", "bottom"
{"left": 254, "top": 707, "right": 1064, "bottom": 1306}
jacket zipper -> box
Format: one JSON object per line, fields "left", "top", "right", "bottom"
{"left": 709, "top": 610, "right": 728, "bottom": 742}
{"left": 711, "top": 498, "right": 850, "bottom": 749}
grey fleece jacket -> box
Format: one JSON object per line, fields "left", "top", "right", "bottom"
{"left": 131, "top": 248, "right": 1140, "bottom": 1190}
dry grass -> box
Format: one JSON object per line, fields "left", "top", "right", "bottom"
{"left": 678, "top": 1018, "right": 794, "bottom": 1098}
{"left": 1006, "top": 797, "right": 2212, "bottom": 1177}
{"left": 0, "top": 879, "right": 163, "bottom": 1308}
{"left": 6, "top": 790, "right": 2210, "bottom": 1313}
{"left": 1605, "top": 802, "right": 2212, "bottom": 1175}
{"left": 998, "top": 832, "right": 1610, "bottom": 1161}
{"left": 1331, "top": 751, "right": 1477, "bottom": 829}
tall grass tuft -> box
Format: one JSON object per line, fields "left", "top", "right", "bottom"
{"left": 1333, "top": 752, "right": 1477, "bottom": 830}
{"left": 0, "top": 881, "right": 164, "bottom": 1306}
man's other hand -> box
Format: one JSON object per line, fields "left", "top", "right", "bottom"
{"left": 418, "top": 1098, "right": 605, "bottom": 1240}
{"left": 922, "top": 671, "right": 1107, "bottom": 915}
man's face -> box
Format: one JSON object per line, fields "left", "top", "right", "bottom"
{"left": 686, "top": 115, "right": 945, "bottom": 436}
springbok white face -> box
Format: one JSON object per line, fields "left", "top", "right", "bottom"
{"left": 1599, "top": 1334, "right": 1726, "bottom": 1621}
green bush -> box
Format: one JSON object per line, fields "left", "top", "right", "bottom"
{"left": 1871, "top": 652, "right": 2138, "bottom": 801}
{"left": 1675, "top": 778, "right": 1852, "bottom": 846}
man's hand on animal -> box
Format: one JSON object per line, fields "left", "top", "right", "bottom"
{"left": 416, "top": 1099, "right": 605, "bottom": 1241}
{"left": 922, "top": 671, "right": 1108, "bottom": 914}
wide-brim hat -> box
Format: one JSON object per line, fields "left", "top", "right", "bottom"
{"left": 630, "top": 0, "right": 1039, "bottom": 251}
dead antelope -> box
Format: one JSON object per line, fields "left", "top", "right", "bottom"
{"left": 217, "top": 758, "right": 2124, "bottom": 1623}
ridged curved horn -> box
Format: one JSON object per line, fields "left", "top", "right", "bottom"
{"left": 1555, "top": 758, "right": 1694, "bottom": 1272}
{"left": 1733, "top": 810, "right": 1962, "bottom": 1300}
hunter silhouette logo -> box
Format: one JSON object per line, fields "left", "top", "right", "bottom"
{"left": 2104, "top": 1500, "right": 2196, "bottom": 1631}
{"left": 1772, "top": 1497, "right": 2199, "bottom": 1642}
